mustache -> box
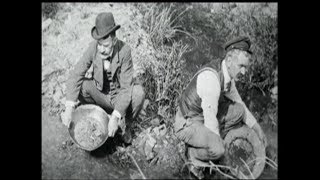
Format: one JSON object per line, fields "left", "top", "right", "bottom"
{"left": 100, "top": 51, "right": 111, "bottom": 56}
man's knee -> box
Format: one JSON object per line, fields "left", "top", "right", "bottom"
{"left": 132, "top": 85, "right": 145, "bottom": 104}
{"left": 207, "top": 133, "right": 225, "bottom": 159}
{"left": 228, "top": 102, "right": 246, "bottom": 121}
{"left": 81, "top": 79, "right": 96, "bottom": 96}
{"left": 208, "top": 144, "right": 225, "bottom": 159}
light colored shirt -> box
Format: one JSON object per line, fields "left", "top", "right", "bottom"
{"left": 196, "top": 60, "right": 257, "bottom": 136}
{"left": 104, "top": 59, "right": 111, "bottom": 72}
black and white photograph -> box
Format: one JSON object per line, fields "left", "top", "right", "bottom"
{"left": 41, "top": 2, "right": 278, "bottom": 179}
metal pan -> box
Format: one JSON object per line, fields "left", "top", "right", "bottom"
{"left": 68, "top": 104, "right": 109, "bottom": 151}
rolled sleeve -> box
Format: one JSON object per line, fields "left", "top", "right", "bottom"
{"left": 227, "top": 79, "right": 257, "bottom": 128}
{"left": 197, "top": 70, "right": 221, "bottom": 136}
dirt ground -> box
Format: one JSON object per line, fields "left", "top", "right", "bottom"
{"left": 42, "top": 97, "right": 129, "bottom": 179}
{"left": 42, "top": 3, "right": 278, "bottom": 179}
{"left": 42, "top": 94, "right": 277, "bottom": 179}
{"left": 42, "top": 96, "right": 185, "bottom": 179}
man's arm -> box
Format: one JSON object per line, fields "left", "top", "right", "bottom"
{"left": 227, "top": 80, "right": 267, "bottom": 146}
{"left": 108, "top": 45, "right": 134, "bottom": 137}
{"left": 197, "top": 70, "right": 221, "bottom": 136}
{"left": 113, "top": 45, "right": 134, "bottom": 117}
{"left": 62, "top": 41, "right": 95, "bottom": 127}
{"left": 226, "top": 79, "right": 257, "bottom": 128}
{"left": 66, "top": 41, "right": 95, "bottom": 102}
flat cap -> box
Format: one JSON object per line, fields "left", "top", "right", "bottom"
{"left": 223, "top": 36, "right": 252, "bottom": 54}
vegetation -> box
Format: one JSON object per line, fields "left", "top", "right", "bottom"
{"left": 135, "top": 3, "right": 278, "bottom": 128}
{"left": 42, "top": 3, "right": 61, "bottom": 20}
{"left": 42, "top": 3, "right": 277, "bottom": 179}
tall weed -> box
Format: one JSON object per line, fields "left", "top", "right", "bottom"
{"left": 137, "top": 4, "right": 191, "bottom": 127}
{"left": 141, "top": 41, "right": 189, "bottom": 126}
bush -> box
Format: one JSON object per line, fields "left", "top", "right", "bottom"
{"left": 141, "top": 41, "right": 189, "bottom": 124}
{"left": 136, "top": 4, "right": 191, "bottom": 127}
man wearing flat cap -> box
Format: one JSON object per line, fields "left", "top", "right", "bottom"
{"left": 174, "top": 36, "right": 267, "bottom": 179}
{"left": 61, "top": 12, "right": 145, "bottom": 144}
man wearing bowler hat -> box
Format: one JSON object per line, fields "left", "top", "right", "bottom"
{"left": 61, "top": 12, "right": 145, "bottom": 144}
{"left": 173, "top": 36, "right": 267, "bottom": 179}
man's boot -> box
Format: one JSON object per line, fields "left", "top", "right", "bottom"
{"left": 119, "top": 117, "right": 132, "bottom": 144}
{"left": 122, "top": 126, "right": 132, "bottom": 144}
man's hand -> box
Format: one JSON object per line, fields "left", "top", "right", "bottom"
{"left": 108, "top": 114, "right": 120, "bottom": 137}
{"left": 61, "top": 101, "right": 77, "bottom": 128}
{"left": 85, "top": 64, "right": 93, "bottom": 79}
{"left": 252, "top": 123, "right": 268, "bottom": 148}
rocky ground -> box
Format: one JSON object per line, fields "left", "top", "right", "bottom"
{"left": 42, "top": 3, "right": 277, "bottom": 179}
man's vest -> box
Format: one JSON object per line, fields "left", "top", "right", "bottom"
{"left": 178, "top": 59, "right": 230, "bottom": 122}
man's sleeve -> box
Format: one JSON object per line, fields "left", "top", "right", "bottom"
{"left": 197, "top": 70, "right": 221, "bottom": 136}
{"left": 66, "top": 42, "right": 94, "bottom": 102}
{"left": 227, "top": 79, "right": 257, "bottom": 128}
{"left": 113, "top": 46, "right": 134, "bottom": 117}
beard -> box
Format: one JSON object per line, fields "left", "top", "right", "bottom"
{"left": 100, "top": 53, "right": 110, "bottom": 59}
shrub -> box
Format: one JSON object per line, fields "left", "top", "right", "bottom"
{"left": 141, "top": 41, "right": 189, "bottom": 124}
{"left": 136, "top": 4, "right": 191, "bottom": 127}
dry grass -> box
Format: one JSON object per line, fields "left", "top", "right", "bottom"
{"left": 181, "top": 161, "right": 237, "bottom": 179}
{"left": 136, "top": 3, "right": 195, "bottom": 128}
{"left": 144, "top": 3, "right": 195, "bottom": 49}
{"left": 141, "top": 41, "right": 190, "bottom": 126}
{"left": 181, "top": 154, "right": 278, "bottom": 179}
{"left": 247, "top": 156, "right": 278, "bottom": 170}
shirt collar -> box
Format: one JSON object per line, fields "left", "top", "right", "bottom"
{"left": 222, "top": 60, "right": 231, "bottom": 90}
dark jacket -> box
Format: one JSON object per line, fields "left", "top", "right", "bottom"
{"left": 66, "top": 39, "right": 133, "bottom": 116}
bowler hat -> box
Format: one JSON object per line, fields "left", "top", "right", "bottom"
{"left": 223, "top": 36, "right": 252, "bottom": 54}
{"left": 91, "top": 12, "right": 120, "bottom": 40}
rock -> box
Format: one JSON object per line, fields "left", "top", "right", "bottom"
{"left": 270, "top": 86, "right": 278, "bottom": 102}
{"left": 152, "top": 124, "right": 167, "bottom": 137}
{"left": 52, "top": 88, "right": 63, "bottom": 104}
{"left": 144, "top": 134, "right": 156, "bottom": 160}
{"left": 42, "top": 18, "right": 52, "bottom": 31}
{"left": 150, "top": 118, "right": 160, "bottom": 126}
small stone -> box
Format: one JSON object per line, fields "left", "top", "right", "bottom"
{"left": 150, "top": 118, "right": 160, "bottom": 126}
{"left": 163, "top": 140, "right": 168, "bottom": 145}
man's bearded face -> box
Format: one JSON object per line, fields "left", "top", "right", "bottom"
{"left": 227, "top": 51, "right": 250, "bottom": 81}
